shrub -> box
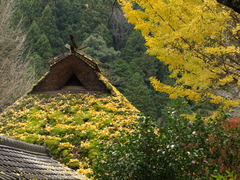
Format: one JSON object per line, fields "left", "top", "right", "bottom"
{"left": 93, "top": 113, "right": 240, "bottom": 179}
{"left": 213, "top": 170, "right": 238, "bottom": 180}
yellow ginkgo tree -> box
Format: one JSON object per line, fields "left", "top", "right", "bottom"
{"left": 118, "top": 0, "right": 240, "bottom": 109}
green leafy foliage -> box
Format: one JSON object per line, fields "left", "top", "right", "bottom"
{"left": 213, "top": 170, "right": 238, "bottom": 180}
{"left": 39, "top": 5, "right": 64, "bottom": 55}
{"left": 82, "top": 35, "right": 120, "bottom": 64}
{"left": 123, "top": 72, "right": 157, "bottom": 116}
{"left": 109, "top": 30, "right": 170, "bottom": 118}
{"left": 93, "top": 113, "right": 240, "bottom": 179}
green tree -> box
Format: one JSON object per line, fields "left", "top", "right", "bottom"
{"left": 123, "top": 72, "right": 157, "bottom": 116}
{"left": 115, "top": 30, "right": 170, "bottom": 118}
{"left": 39, "top": 5, "right": 64, "bottom": 55}
{"left": 14, "top": 0, "right": 45, "bottom": 26}
{"left": 29, "top": 53, "right": 46, "bottom": 79}
{"left": 92, "top": 24, "right": 113, "bottom": 47}
{"left": 121, "top": 31, "right": 147, "bottom": 61}
{"left": 27, "top": 21, "right": 52, "bottom": 78}
{"left": 82, "top": 35, "right": 120, "bottom": 65}
{"left": 36, "top": 34, "right": 53, "bottom": 59}
{"left": 109, "top": 58, "right": 132, "bottom": 87}
{"left": 27, "top": 21, "right": 42, "bottom": 51}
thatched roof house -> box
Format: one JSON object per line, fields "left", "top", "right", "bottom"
{"left": 0, "top": 49, "right": 139, "bottom": 177}
{"left": 0, "top": 136, "right": 86, "bottom": 179}
{"left": 30, "top": 51, "right": 111, "bottom": 94}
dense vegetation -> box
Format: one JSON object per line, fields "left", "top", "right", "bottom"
{"left": 9, "top": 0, "right": 172, "bottom": 118}
{"left": 0, "top": 92, "right": 139, "bottom": 175}
{"left": 0, "top": 0, "right": 239, "bottom": 179}
{"left": 3, "top": 0, "right": 238, "bottom": 117}
{"left": 1, "top": 93, "right": 239, "bottom": 179}
{"left": 93, "top": 115, "right": 240, "bottom": 179}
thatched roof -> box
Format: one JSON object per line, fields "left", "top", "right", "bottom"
{"left": 30, "top": 51, "right": 111, "bottom": 94}
{"left": 0, "top": 92, "right": 139, "bottom": 177}
{"left": 1, "top": 50, "right": 140, "bottom": 177}
{"left": 0, "top": 136, "right": 86, "bottom": 179}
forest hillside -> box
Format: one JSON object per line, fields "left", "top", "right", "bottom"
{"left": 0, "top": 0, "right": 239, "bottom": 179}
{"left": 3, "top": 0, "right": 228, "bottom": 118}
{"left": 7, "top": 0, "right": 170, "bottom": 119}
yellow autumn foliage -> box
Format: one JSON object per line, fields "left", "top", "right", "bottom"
{"left": 118, "top": 0, "right": 240, "bottom": 108}
{"left": 0, "top": 93, "right": 139, "bottom": 177}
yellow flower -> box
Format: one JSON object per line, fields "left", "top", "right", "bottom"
{"left": 77, "top": 168, "right": 93, "bottom": 175}
{"left": 180, "top": 113, "right": 197, "bottom": 121}
{"left": 59, "top": 142, "right": 74, "bottom": 148}
{"left": 67, "top": 159, "right": 79, "bottom": 165}
{"left": 81, "top": 141, "right": 91, "bottom": 148}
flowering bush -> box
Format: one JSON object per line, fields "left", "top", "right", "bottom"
{"left": 93, "top": 113, "right": 240, "bottom": 179}
{"left": 0, "top": 93, "right": 139, "bottom": 177}
{"left": 1, "top": 93, "right": 239, "bottom": 179}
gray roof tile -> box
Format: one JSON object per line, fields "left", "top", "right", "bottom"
{"left": 0, "top": 136, "right": 87, "bottom": 179}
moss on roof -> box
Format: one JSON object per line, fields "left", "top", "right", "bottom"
{"left": 0, "top": 92, "right": 139, "bottom": 177}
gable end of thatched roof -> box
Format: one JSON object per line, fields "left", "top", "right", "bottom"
{"left": 29, "top": 51, "right": 111, "bottom": 94}
{"left": 49, "top": 52, "right": 100, "bottom": 72}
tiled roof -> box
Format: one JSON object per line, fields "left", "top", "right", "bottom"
{"left": 0, "top": 136, "right": 87, "bottom": 179}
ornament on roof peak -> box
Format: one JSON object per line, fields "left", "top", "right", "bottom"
{"left": 65, "top": 35, "right": 87, "bottom": 53}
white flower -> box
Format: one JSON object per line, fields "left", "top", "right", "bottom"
{"left": 192, "top": 131, "right": 197, "bottom": 135}
{"left": 167, "top": 144, "right": 175, "bottom": 149}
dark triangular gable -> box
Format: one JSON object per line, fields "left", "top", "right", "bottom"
{"left": 65, "top": 74, "right": 83, "bottom": 86}
{"left": 30, "top": 52, "right": 111, "bottom": 94}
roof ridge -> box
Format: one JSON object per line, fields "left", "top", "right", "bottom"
{"left": 0, "top": 136, "right": 49, "bottom": 155}
{"left": 48, "top": 51, "right": 101, "bottom": 72}
{"left": 74, "top": 53, "right": 100, "bottom": 71}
